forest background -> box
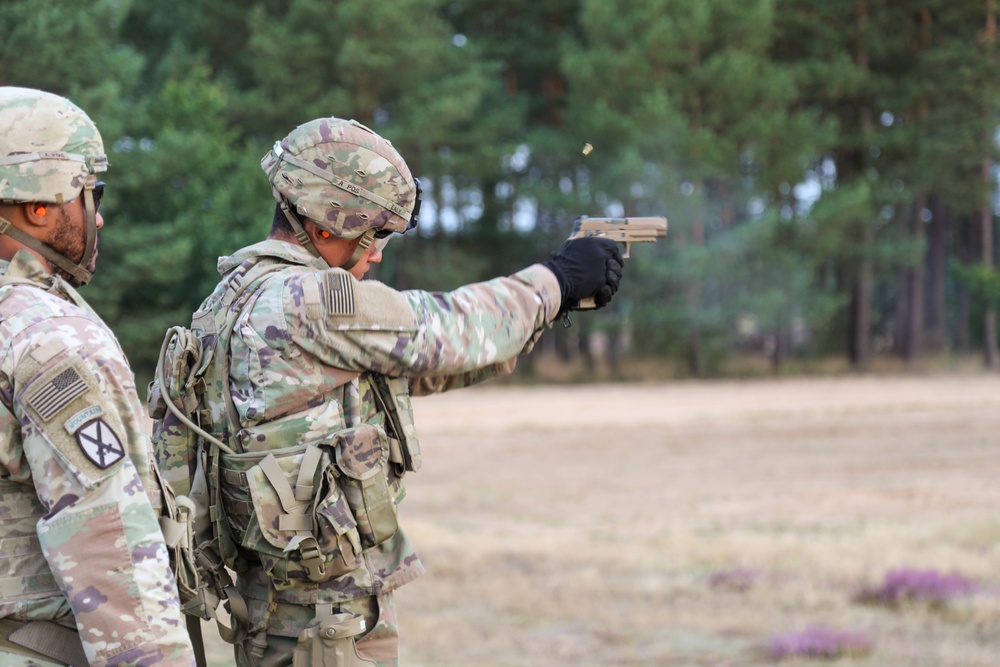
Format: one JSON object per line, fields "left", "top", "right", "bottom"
{"left": 2, "top": 0, "right": 999, "bottom": 383}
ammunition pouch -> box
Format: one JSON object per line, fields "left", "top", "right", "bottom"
{"left": 216, "top": 423, "right": 402, "bottom": 590}
{"left": 333, "top": 424, "right": 399, "bottom": 549}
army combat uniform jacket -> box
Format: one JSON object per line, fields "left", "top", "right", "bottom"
{"left": 173, "top": 239, "right": 560, "bottom": 639}
{"left": 0, "top": 250, "right": 194, "bottom": 666}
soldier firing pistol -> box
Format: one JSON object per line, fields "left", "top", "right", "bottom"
{"left": 568, "top": 216, "right": 668, "bottom": 308}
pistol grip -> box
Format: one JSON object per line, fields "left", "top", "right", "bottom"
{"left": 577, "top": 296, "right": 597, "bottom": 309}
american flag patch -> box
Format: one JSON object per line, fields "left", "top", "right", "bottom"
{"left": 27, "top": 368, "right": 89, "bottom": 421}
{"left": 324, "top": 273, "right": 356, "bottom": 316}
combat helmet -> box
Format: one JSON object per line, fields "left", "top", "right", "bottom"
{"left": 261, "top": 117, "right": 420, "bottom": 269}
{"left": 0, "top": 87, "right": 108, "bottom": 286}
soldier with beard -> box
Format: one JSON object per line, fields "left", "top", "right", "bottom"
{"left": 0, "top": 87, "right": 195, "bottom": 666}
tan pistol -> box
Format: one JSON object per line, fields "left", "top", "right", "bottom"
{"left": 568, "top": 216, "right": 668, "bottom": 309}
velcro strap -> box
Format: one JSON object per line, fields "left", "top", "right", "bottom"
{"left": 258, "top": 454, "right": 302, "bottom": 514}
{"left": 294, "top": 445, "right": 323, "bottom": 503}
{"left": 277, "top": 514, "right": 313, "bottom": 532}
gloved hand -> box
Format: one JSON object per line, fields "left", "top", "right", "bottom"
{"left": 543, "top": 236, "right": 624, "bottom": 312}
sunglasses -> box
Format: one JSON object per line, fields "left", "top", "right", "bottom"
{"left": 92, "top": 181, "right": 105, "bottom": 212}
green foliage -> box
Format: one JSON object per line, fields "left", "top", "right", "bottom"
{"left": 953, "top": 261, "right": 1000, "bottom": 310}
{"left": 1, "top": 0, "right": 997, "bottom": 378}
{"left": 87, "top": 67, "right": 272, "bottom": 376}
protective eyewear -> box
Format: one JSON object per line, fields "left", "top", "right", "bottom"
{"left": 92, "top": 181, "right": 105, "bottom": 212}
{"left": 374, "top": 178, "right": 422, "bottom": 241}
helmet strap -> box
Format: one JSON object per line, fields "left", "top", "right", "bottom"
{"left": 0, "top": 178, "right": 99, "bottom": 286}
{"left": 276, "top": 189, "right": 323, "bottom": 260}
{"left": 341, "top": 229, "right": 375, "bottom": 271}
{"left": 0, "top": 217, "right": 93, "bottom": 285}
{"left": 76, "top": 178, "right": 99, "bottom": 284}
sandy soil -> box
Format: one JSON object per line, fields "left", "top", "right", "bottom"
{"left": 204, "top": 374, "right": 1000, "bottom": 666}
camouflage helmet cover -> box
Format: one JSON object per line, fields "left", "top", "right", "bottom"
{"left": 0, "top": 87, "right": 108, "bottom": 205}
{"left": 261, "top": 118, "right": 416, "bottom": 240}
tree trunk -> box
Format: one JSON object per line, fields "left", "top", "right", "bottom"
{"left": 982, "top": 158, "right": 997, "bottom": 368}
{"left": 905, "top": 194, "right": 926, "bottom": 362}
{"left": 982, "top": 0, "right": 998, "bottom": 368}
{"left": 851, "top": 234, "right": 874, "bottom": 369}
{"left": 848, "top": 0, "right": 873, "bottom": 370}
{"left": 925, "top": 196, "right": 947, "bottom": 351}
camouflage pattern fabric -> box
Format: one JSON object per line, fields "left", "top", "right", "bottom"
{"left": 165, "top": 239, "right": 560, "bottom": 663}
{"left": 260, "top": 118, "right": 416, "bottom": 239}
{"left": 0, "top": 250, "right": 194, "bottom": 666}
{"left": 235, "top": 594, "right": 396, "bottom": 667}
{"left": 0, "top": 655, "right": 64, "bottom": 667}
{"left": 0, "top": 87, "right": 108, "bottom": 205}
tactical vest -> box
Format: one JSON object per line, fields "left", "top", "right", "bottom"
{"left": 149, "top": 258, "right": 422, "bottom": 644}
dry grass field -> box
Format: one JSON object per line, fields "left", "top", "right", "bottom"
{"left": 204, "top": 373, "right": 1000, "bottom": 666}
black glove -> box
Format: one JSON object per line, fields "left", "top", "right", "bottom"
{"left": 543, "top": 236, "right": 624, "bottom": 312}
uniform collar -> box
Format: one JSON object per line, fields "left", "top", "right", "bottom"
{"left": 0, "top": 248, "right": 92, "bottom": 310}
{"left": 217, "top": 239, "right": 329, "bottom": 276}
{"left": 2, "top": 248, "right": 56, "bottom": 284}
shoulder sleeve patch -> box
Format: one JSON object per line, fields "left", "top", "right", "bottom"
{"left": 324, "top": 272, "right": 356, "bottom": 317}
{"left": 26, "top": 366, "right": 89, "bottom": 422}
{"left": 74, "top": 418, "right": 125, "bottom": 469}
{"left": 28, "top": 338, "right": 67, "bottom": 365}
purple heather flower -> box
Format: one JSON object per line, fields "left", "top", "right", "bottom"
{"left": 767, "top": 625, "right": 875, "bottom": 660}
{"left": 857, "top": 568, "right": 978, "bottom": 608}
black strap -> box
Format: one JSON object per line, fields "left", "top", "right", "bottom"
{"left": 187, "top": 614, "right": 208, "bottom": 667}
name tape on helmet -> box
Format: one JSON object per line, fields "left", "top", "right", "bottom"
{"left": 272, "top": 144, "right": 411, "bottom": 222}
{"left": 0, "top": 151, "right": 108, "bottom": 173}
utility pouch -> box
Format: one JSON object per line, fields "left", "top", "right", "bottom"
{"left": 219, "top": 443, "right": 361, "bottom": 589}
{"left": 329, "top": 424, "right": 398, "bottom": 549}
{"left": 292, "top": 612, "right": 375, "bottom": 667}
{"left": 371, "top": 376, "right": 422, "bottom": 474}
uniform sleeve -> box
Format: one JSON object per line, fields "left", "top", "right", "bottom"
{"left": 10, "top": 317, "right": 195, "bottom": 667}
{"left": 272, "top": 263, "right": 562, "bottom": 380}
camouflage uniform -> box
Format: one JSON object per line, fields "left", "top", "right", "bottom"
{"left": 151, "top": 117, "right": 619, "bottom": 667}
{"left": 182, "top": 239, "right": 559, "bottom": 666}
{"left": 0, "top": 87, "right": 195, "bottom": 666}
{"left": 0, "top": 251, "right": 194, "bottom": 666}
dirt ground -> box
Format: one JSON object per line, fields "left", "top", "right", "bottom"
{"left": 204, "top": 373, "right": 1000, "bottom": 666}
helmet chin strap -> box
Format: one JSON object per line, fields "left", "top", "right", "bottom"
{"left": 0, "top": 178, "right": 99, "bottom": 286}
{"left": 341, "top": 229, "right": 375, "bottom": 271}
{"left": 276, "top": 191, "right": 376, "bottom": 273}
{"left": 275, "top": 186, "right": 323, "bottom": 262}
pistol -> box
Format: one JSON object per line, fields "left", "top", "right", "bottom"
{"left": 568, "top": 216, "right": 668, "bottom": 308}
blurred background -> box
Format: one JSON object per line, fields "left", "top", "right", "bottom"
{"left": 2, "top": 0, "right": 999, "bottom": 383}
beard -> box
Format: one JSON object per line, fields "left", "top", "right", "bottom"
{"left": 49, "top": 207, "right": 99, "bottom": 282}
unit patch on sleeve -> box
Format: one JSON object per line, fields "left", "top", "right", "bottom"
{"left": 26, "top": 367, "right": 88, "bottom": 421}
{"left": 75, "top": 418, "right": 125, "bottom": 469}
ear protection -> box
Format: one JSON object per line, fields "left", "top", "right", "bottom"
{"left": 318, "top": 230, "right": 331, "bottom": 239}
{"left": 34, "top": 205, "right": 47, "bottom": 216}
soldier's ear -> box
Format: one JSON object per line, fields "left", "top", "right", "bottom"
{"left": 23, "top": 202, "right": 52, "bottom": 228}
